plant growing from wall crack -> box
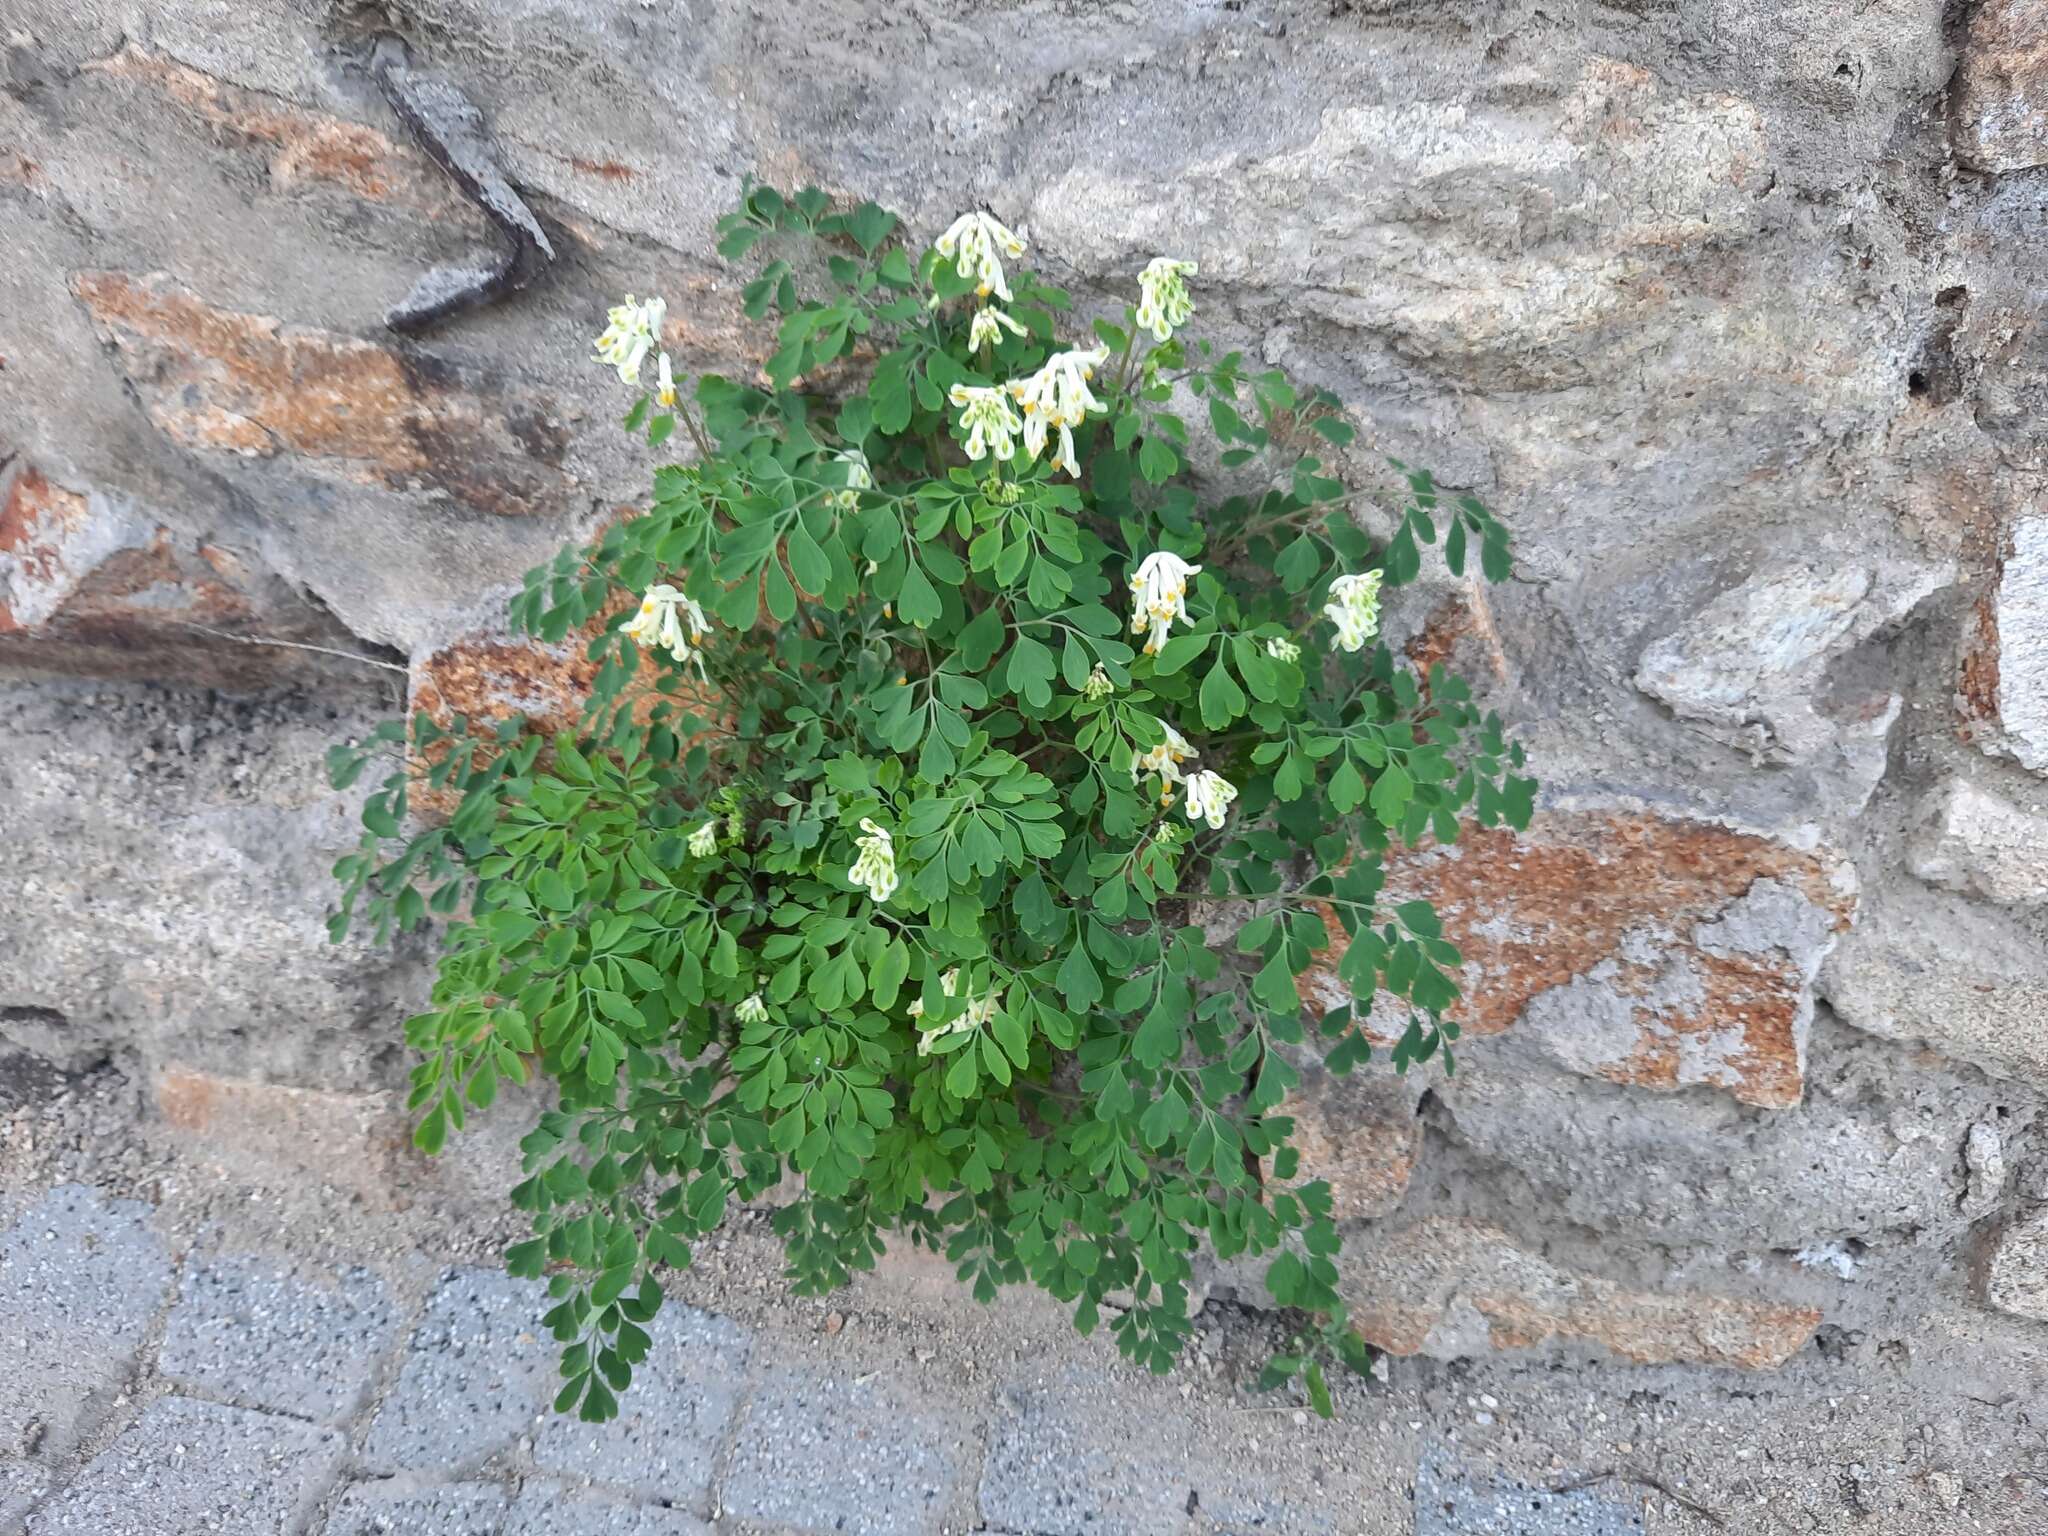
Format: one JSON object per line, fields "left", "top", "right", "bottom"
{"left": 329, "top": 186, "right": 1534, "bottom": 1421}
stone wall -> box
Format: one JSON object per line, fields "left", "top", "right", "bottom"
{"left": 6, "top": 0, "right": 2048, "bottom": 1392}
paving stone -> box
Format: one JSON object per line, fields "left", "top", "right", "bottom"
{"left": 979, "top": 1367, "right": 1350, "bottom": 1536}
{"left": 0, "top": 1185, "right": 175, "bottom": 1452}
{"left": 720, "top": 1369, "right": 971, "bottom": 1536}
{"left": 362, "top": 1268, "right": 555, "bottom": 1473}
{"left": 1414, "top": 1452, "right": 1644, "bottom": 1535}
{"left": 532, "top": 1303, "right": 750, "bottom": 1506}
{"left": 321, "top": 1478, "right": 511, "bottom": 1535}
{"left": 505, "top": 1482, "right": 712, "bottom": 1535}
{"left": 1, "top": 1453, "right": 53, "bottom": 1533}
{"left": 27, "top": 1396, "right": 347, "bottom": 1536}
{"left": 160, "top": 1255, "right": 400, "bottom": 1422}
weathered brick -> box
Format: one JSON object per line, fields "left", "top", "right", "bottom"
{"left": 154, "top": 1067, "right": 406, "bottom": 1205}
{"left": 27, "top": 1398, "right": 346, "bottom": 1536}
{"left": 720, "top": 1370, "right": 973, "bottom": 1536}
{"left": 361, "top": 1269, "right": 555, "bottom": 1474}
{"left": 532, "top": 1302, "right": 750, "bottom": 1507}
{"left": 0, "top": 1185, "right": 175, "bottom": 1457}
{"left": 1986, "top": 1207, "right": 2048, "bottom": 1323}
{"left": 159, "top": 1257, "right": 400, "bottom": 1423}
{"left": 1307, "top": 812, "right": 1854, "bottom": 1109}
{"left": 1959, "top": 513, "right": 2048, "bottom": 775}
{"left": 1343, "top": 1217, "right": 1820, "bottom": 1369}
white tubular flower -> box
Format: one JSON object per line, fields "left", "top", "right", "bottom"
{"left": 910, "top": 968, "right": 1002, "bottom": 1055}
{"left": 1183, "top": 769, "right": 1238, "bottom": 831}
{"left": 735, "top": 992, "right": 769, "bottom": 1024}
{"left": 687, "top": 820, "right": 719, "bottom": 857}
{"left": 1010, "top": 347, "right": 1109, "bottom": 470}
{"left": 948, "top": 382, "right": 1024, "bottom": 462}
{"left": 1130, "top": 719, "right": 1197, "bottom": 786}
{"left": 655, "top": 352, "right": 679, "bottom": 409}
{"left": 623, "top": 584, "right": 713, "bottom": 675}
{"left": 1080, "top": 663, "right": 1114, "bottom": 702}
{"left": 827, "top": 446, "right": 872, "bottom": 510}
{"left": 935, "top": 211, "right": 1027, "bottom": 302}
{"left": 848, "top": 817, "right": 898, "bottom": 903}
{"left": 1134, "top": 257, "right": 1198, "bottom": 344}
{"left": 968, "top": 304, "right": 1028, "bottom": 351}
{"left": 1265, "top": 635, "right": 1302, "bottom": 663}
{"left": 1324, "top": 570, "right": 1384, "bottom": 653}
{"left": 594, "top": 294, "right": 665, "bottom": 385}
{"left": 1128, "top": 549, "right": 1202, "bottom": 655}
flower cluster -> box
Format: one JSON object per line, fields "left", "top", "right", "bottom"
{"left": 594, "top": 294, "right": 665, "bottom": 386}
{"left": 1183, "top": 768, "right": 1238, "bottom": 830}
{"left": 1134, "top": 257, "right": 1198, "bottom": 343}
{"left": 827, "top": 447, "right": 872, "bottom": 511}
{"left": 935, "top": 211, "right": 1026, "bottom": 301}
{"left": 735, "top": 992, "right": 769, "bottom": 1024}
{"left": 687, "top": 820, "right": 719, "bottom": 857}
{"left": 1129, "top": 550, "right": 1201, "bottom": 655}
{"left": 623, "top": 584, "right": 713, "bottom": 675}
{"left": 1131, "top": 719, "right": 1197, "bottom": 789}
{"left": 848, "top": 818, "right": 898, "bottom": 903}
{"left": 1012, "top": 346, "right": 1108, "bottom": 478}
{"left": 968, "top": 304, "right": 1027, "bottom": 352}
{"left": 907, "top": 968, "right": 1003, "bottom": 1055}
{"left": 1324, "top": 570, "right": 1384, "bottom": 653}
{"left": 948, "top": 383, "right": 1024, "bottom": 463}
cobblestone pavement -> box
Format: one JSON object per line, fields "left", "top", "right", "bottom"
{"left": 2, "top": 1177, "right": 2041, "bottom": 1535}
{"left": 0, "top": 1184, "right": 1650, "bottom": 1536}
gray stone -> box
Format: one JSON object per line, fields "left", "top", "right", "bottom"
{"left": 504, "top": 1483, "right": 711, "bottom": 1536}
{"left": 27, "top": 1397, "right": 346, "bottom": 1536}
{"left": 322, "top": 1480, "right": 511, "bottom": 1536}
{"left": 1986, "top": 1209, "right": 2048, "bottom": 1323}
{"left": 1908, "top": 777, "right": 2048, "bottom": 907}
{"left": 979, "top": 1368, "right": 1344, "bottom": 1536}
{"left": 1976, "top": 514, "right": 2048, "bottom": 775}
{"left": 362, "top": 1268, "right": 555, "bottom": 1473}
{"left": 1414, "top": 1452, "right": 1643, "bottom": 1535}
{"left": 0, "top": 1185, "right": 174, "bottom": 1452}
{"left": 532, "top": 1303, "right": 749, "bottom": 1507}
{"left": 160, "top": 1256, "right": 399, "bottom": 1422}
{"left": 721, "top": 1370, "right": 971, "bottom": 1536}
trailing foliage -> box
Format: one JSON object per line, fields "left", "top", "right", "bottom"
{"left": 329, "top": 186, "right": 1534, "bottom": 1422}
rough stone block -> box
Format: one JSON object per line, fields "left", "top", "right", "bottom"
{"left": 0, "top": 1185, "right": 174, "bottom": 1453}
{"left": 1953, "top": 0, "right": 2048, "bottom": 173}
{"left": 1960, "top": 514, "right": 2048, "bottom": 775}
{"left": 1907, "top": 776, "right": 2048, "bottom": 906}
{"left": 1261, "top": 1060, "right": 1425, "bottom": 1220}
{"left": 1342, "top": 1218, "right": 1820, "bottom": 1369}
{"left": 320, "top": 1479, "right": 511, "bottom": 1536}
{"left": 1986, "top": 1209, "right": 2048, "bottom": 1322}
{"left": 720, "top": 1370, "right": 971, "bottom": 1536}
{"left": 159, "top": 1256, "right": 399, "bottom": 1422}
{"left": 361, "top": 1268, "right": 555, "bottom": 1473}
{"left": 504, "top": 1484, "right": 711, "bottom": 1535}
{"left": 26, "top": 1397, "right": 346, "bottom": 1536}
{"left": 979, "top": 1367, "right": 1355, "bottom": 1536}
{"left": 1414, "top": 1451, "right": 1642, "bottom": 1535}
{"left": 532, "top": 1302, "right": 750, "bottom": 1506}
{"left": 1633, "top": 557, "right": 1947, "bottom": 777}
{"left": 155, "top": 1067, "right": 406, "bottom": 1205}
{"left": 1307, "top": 813, "right": 1855, "bottom": 1109}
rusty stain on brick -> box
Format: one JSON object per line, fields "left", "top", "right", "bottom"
{"left": 1958, "top": 587, "right": 2002, "bottom": 740}
{"left": 71, "top": 272, "right": 570, "bottom": 518}
{"left": 1306, "top": 813, "right": 1854, "bottom": 1108}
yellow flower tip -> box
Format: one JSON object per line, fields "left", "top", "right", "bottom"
{"left": 976, "top": 282, "right": 991, "bottom": 297}
{"left": 883, "top": 603, "right": 894, "bottom": 618}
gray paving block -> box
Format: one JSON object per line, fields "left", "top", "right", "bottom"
{"left": 321, "top": 1478, "right": 511, "bottom": 1535}
{"left": 979, "top": 1367, "right": 1347, "bottom": 1536}
{"left": 505, "top": 1482, "right": 711, "bottom": 1535}
{"left": 362, "top": 1267, "right": 556, "bottom": 1473}
{"left": 531, "top": 1302, "right": 751, "bottom": 1506}
{"left": 1414, "top": 1453, "right": 1645, "bottom": 1535}
{"left": 160, "top": 1256, "right": 399, "bottom": 1422}
{"left": 720, "top": 1369, "right": 971, "bottom": 1536}
{"left": 26, "top": 1396, "right": 347, "bottom": 1536}
{"left": 0, "top": 1185, "right": 174, "bottom": 1450}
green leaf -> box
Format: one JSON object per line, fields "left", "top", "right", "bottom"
{"left": 898, "top": 563, "right": 942, "bottom": 629}
{"left": 1056, "top": 943, "right": 1102, "bottom": 1013}
{"left": 1198, "top": 657, "right": 1247, "bottom": 730}
{"left": 1369, "top": 763, "right": 1414, "bottom": 828}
